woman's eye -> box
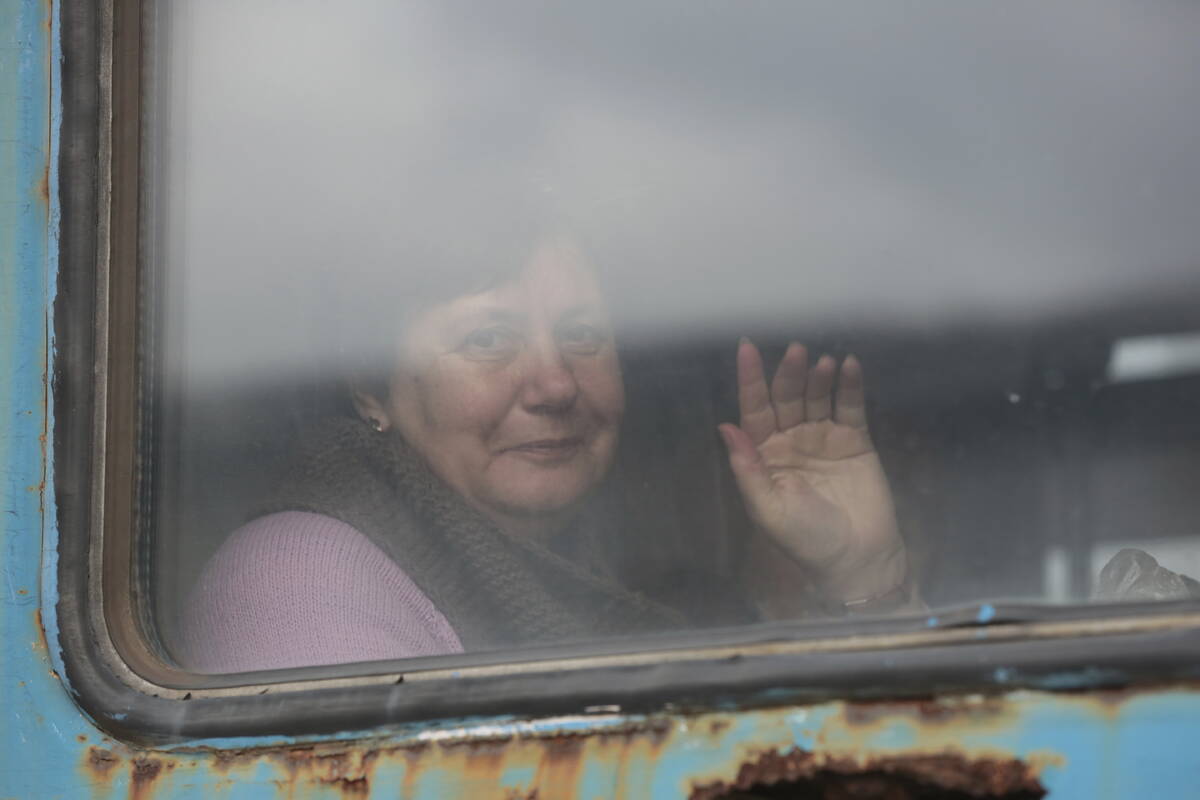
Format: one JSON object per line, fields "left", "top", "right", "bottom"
{"left": 558, "top": 323, "right": 605, "bottom": 354}
{"left": 461, "top": 327, "right": 518, "bottom": 358}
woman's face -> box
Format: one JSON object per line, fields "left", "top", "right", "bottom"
{"left": 364, "top": 240, "right": 624, "bottom": 535}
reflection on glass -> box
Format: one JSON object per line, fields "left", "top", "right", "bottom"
{"left": 145, "top": 1, "right": 1200, "bottom": 672}
{"left": 1108, "top": 333, "right": 1200, "bottom": 384}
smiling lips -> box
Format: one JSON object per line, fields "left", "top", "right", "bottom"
{"left": 502, "top": 437, "right": 585, "bottom": 461}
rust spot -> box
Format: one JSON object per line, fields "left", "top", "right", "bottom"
{"left": 132, "top": 757, "right": 163, "bottom": 781}
{"left": 635, "top": 716, "right": 673, "bottom": 746}
{"left": 32, "top": 608, "right": 49, "bottom": 656}
{"left": 532, "top": 735, "right": 585, "bottom": 795}
{"left": 85, "top": 747, "right": 120, "bottom": 781}
{"left": 1064, "top": 681, "right": 1200, "bottom": 717}
{"left": 77, "top": 734, "right": 87, "bottom": 743}
{"left": 690, "top": 748, "right": 1046, "bottom": 800}
{"left": 131, "top": 757, "right": 168, "bottom": 800}
{"left": 843, "top": 696, "right": 1009, "bottom": 729}
{"left": 162, "top": 714, "right": 679, "bottom": 796}
{"left": 213, "top": 743, "right": 384, "bottom": 796}
{"left": 36, "top": 160, "right": 49, "bottom": 208}
{"left": 333, "top": 775, "right": 371, "bottom": 797}
{"left": 451, "top": 739, "right": 507, "bottom": 789}
{"left": 320, "top": 750, "right": 377, "bottom": 797}
{"left": 585, "top": 716, "right": 673, "bottom": 749}
{"left": 17, "top": 588, "right": 28, "bottom": 595}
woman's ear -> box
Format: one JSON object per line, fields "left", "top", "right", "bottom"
{"left": 350, "top": 383, "right": 393, "bottom": 432}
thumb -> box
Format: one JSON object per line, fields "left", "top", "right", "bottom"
{"left": 718, "top": 423, "right": 774, "bottom": 515}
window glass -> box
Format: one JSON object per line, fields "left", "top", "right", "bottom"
{"left": 145, "top": 0, "right": 1200, "bottom": 672}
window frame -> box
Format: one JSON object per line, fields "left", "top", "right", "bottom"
{"left": 53, "top": 0, "right": 1200, "bottom": 745}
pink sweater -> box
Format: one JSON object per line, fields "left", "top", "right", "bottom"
{"left": 180, "top": 511, "right": 463, "bottom": 673}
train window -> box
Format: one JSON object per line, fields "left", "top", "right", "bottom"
{"left": 127, "top": 0, "right": 1200, "bottom": 680}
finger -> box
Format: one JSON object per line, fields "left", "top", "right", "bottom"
{"left": 805, "top": 354, "right": 836, "bottom": 421}
{"left": 736, "top": 338, "right": 777, "bottom": 444}
{"left": 718, "top": 423, "right": 774, "bottom": 521}
{"left": 834, "top": 353, "right": 868, "bottom": 429}
{"left": 770, "top": 342, "right": 808, "bottom": 430}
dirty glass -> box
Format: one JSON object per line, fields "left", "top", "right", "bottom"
{"left": 142, "top": 1, "right": 1200, "bottom": 672}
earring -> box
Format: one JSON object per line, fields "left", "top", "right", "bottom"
{"left": 367, "top": 417, "right": 383, "bottom": 432}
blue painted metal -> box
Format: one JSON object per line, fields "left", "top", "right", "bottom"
{"left": 2, "top": 0, "right": 103, "bottom": 790}
{"left": 4, "top": 2, "right": 1200, "bottom": 798}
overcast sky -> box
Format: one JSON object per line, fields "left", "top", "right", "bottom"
{"left": 156, "top": 0, "right": 1200, "bottom": 378}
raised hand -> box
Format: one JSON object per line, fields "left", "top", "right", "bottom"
{"left": 718, "top": 339, "right": 909, "bottom": 607}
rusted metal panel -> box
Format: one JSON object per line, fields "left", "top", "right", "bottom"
{"left": 55, "top": 687, "right": 1200, "bottom": 798}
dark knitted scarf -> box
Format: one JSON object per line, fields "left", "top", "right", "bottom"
{"left": 262, "top": 417, "right": 686, "bottom": 651}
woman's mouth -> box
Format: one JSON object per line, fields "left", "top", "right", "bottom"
{"left": 503, "top": 437, "right": 584, "bottom": 461}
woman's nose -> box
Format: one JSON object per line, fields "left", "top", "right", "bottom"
{"left": 520, "top": 341, "right": 579, "bottom": 413}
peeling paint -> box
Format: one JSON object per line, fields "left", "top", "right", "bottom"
{"left": 689, "top": 748, "right": 1046, "bottom": 800}
{"left": 55, "top": 689, "right": 1199, "bottom": 798}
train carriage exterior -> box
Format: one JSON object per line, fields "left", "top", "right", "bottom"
{"left": 4, "top": 1, "right": 1200, "bottom": 797}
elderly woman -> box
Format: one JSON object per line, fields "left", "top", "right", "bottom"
{"left": 181, "top": 238, "right": 915, "bottom": 673}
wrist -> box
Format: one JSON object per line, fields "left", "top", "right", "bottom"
{"left": 833, "top": 570, "right": 916, "bottom": 616}
{"left": 813, "top": 544, "right": 909, "bottom": 608}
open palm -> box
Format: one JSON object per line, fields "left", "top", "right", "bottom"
{"left": 718, "top": 340, "right": 907, "bottom": 604}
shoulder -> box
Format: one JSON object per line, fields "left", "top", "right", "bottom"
{"left": 201, "top": 511, "right": 398, "bottom": 584}
{"left": 180, "top": 512, "right": 462, "bottom": 672}
{"left": 193, "top": 512, "right": 416, "bottom": 612}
